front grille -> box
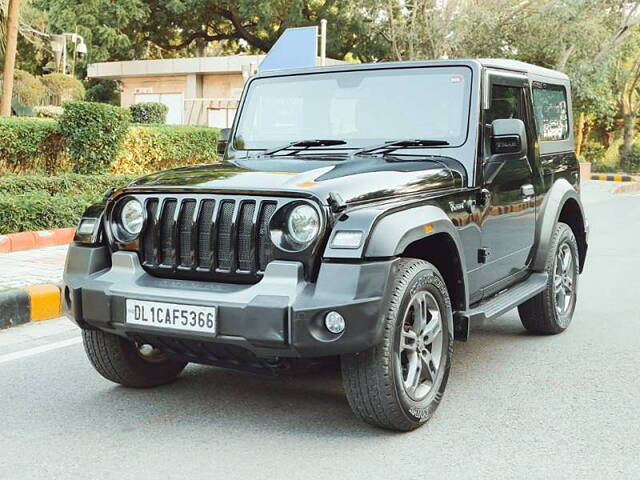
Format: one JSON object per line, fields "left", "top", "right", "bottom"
{"left": 139, "top": 195, "right": 278, "bottom": 283}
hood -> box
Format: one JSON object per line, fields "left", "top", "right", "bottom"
{"left": 127, "top": 155, "right": 466, "bottom": 205}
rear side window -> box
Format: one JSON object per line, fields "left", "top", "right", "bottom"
{"left": 532, "top": 84, "right": 569, "bottom": 141}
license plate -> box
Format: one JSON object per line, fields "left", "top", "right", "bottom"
{"left": 125, "top": 299, "right": 216, "bottom": 335}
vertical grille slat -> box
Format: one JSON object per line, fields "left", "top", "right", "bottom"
{"left": 143, "top": 199, "right": 159, "bottom": 265}
{"left": 197, "top": 200, "right": 215, "bottom": 268}
{"left": 160, "top": 200, "right": 177, "bottom": 266}
{"left": 237, "top": 202, "right": 256, "bottom": 272}
{"left": 216, "top": 200, "right": 235, "bottom": 271}
{"left": 257, "top": 202, "right": 277, "bottom": 272}
{"left": 178, "top": 200, "right": 196, "bottom": 267}
{"left": 138, "top": 195, "right": 280, "bottom": 282}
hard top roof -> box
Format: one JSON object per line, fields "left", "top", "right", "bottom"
{"left": 254, "top": 58, "right": 569, "bottom": 82}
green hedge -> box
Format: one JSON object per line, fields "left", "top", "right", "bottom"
{"left": 0, "top": 173, "right": 136, "bottom": 195}
{"left": 0, "top": 174, "right": 137, "bottom": 234}
{"left": 0, "top": 117, "right": 68, "bottom": 173}
{"left": 0, "top": 192, "right": 94, "bottom": 234}
{"left": 0, "top": 114, "right": 219, "bottom": 176}
{"left": 113, "top": 124, "right": 219, "bottom": 175}
{"left": 59, "top": 101, "right": 131, "bottom": 174}
{"left": 129, "top": 102, "right": 168, "bottom": 124}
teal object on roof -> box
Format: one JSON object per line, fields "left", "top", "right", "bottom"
{"left": 259, "top": 26, "right": 318, "bottom": 72}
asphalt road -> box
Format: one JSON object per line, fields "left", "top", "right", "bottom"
{"left": 1, "top": 181, "right": 638, "bottom": 480}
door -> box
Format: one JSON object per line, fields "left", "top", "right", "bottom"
{"left": 479, "top": 75, "right": 536, "bottom": 296}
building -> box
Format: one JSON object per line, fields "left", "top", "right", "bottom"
{"left": 87, "top": 55, "right": 344, "bottom": 128}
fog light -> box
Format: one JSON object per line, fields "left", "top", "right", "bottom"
{"left": 324, "top": 311, "right": 345, "bottom": 334}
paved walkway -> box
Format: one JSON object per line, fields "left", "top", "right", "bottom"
{"left": 0, "top": 245, "right": 68, "bottom": 290}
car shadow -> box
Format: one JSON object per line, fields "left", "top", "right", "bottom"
{"left": 88, "top": 311, "right": 534, "bottom": 437}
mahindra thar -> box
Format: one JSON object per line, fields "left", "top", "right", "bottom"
{"left": 64, "top": 59, "right": 588, "bottom": 431}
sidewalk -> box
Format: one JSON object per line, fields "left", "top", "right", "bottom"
{"left": 0, "top": 245, "right": 68, "bottom": 291}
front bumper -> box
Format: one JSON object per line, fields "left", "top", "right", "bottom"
{"left": 63, "top": 245, "right": 395, "bottom": 358}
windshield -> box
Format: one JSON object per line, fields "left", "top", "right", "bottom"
{"left": 234, "top": 66, "right": 472, "bottom": 151}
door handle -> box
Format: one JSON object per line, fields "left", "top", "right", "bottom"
{"left": 521, "top": 184, "right": 535, "bottom": 197}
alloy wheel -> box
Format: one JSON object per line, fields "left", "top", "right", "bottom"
{"left": 397, "top": 291, "right": 444, "bottom": 401}
{"left": 554, "top": 242, "right": 576, "bottom": 318}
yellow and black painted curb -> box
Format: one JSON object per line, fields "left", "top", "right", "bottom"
{"left": 590, "top": 174, "right": 637, "bottom": 182}
{"left": 0, "top": 284, "right": 61, "bottom": 329}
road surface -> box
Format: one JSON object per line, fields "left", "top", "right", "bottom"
{"left": 1, "top": 181, "right": 638, "bottom": 479}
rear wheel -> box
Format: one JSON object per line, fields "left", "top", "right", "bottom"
{"left": 82, "top": 329, "right": 187, "bottom": 388}
{"left": 341, "top": 259, "right": 453, "bottom": 431}
{"left": 518, "top": 222, "right": 579, "bottom": 334}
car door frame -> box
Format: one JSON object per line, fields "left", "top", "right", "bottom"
{"left": 477, "top": 69, "right": 539, "bottom": 299}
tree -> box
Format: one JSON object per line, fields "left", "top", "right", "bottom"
{"left": 34, "top": 0, "right": 150, "bottom": 65}
{"left": 610, "top": 32, "right": 640, "bottom": 157}
{"left": 1, "top": 0, "right": 20, "bottom": 116}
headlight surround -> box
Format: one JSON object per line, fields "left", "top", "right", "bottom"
{"left": 112, "top": 197, "right": 144, "bottom": 243}
{"left": 270, "top": 202, "right": 321, "bottom": 251}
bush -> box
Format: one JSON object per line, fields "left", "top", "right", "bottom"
{"left": 59, "top": 101, "right": 131, "bottom": 174}
{"left": 0, "top": 174, "right": 137, "bottom": 234}
{"left": 0, "top": 117, "right": 68, "bottom": 173}
{"left": 34, "top": 105, "right": 64, "bottom": 119}
{"left": 42, "top": 73, "right": 85, "bottom": 104}
{"left": 112, "top": 124, "right": 219, "bottom": 175}
{"left": 621, "top": 144, "right": 640, "bottom": 174}
{"left": 0, "top": 192, "right": 94, "bottom": 234}
{"left": 0, "top": 173, "right": 136, "bottom": 196}
{"left": 13, "top": 70, "right": 46, "bottom": 106}
{"left": 580, "top": 140, "right": 606, "bottom": 164}
{"left": 129, "top": 102, "right": 168, "bottom": 124}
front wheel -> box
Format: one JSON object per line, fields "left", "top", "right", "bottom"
{"left": 341, "top": 259, "right": 453, "bottom": 431}
{"left": 82, "top": 329, "right": 187, "bottom": 388}
{"left": 518, "top": 222, "right": 579, "bottom": 334}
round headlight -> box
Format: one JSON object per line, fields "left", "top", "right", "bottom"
{"left": 287, "top": 204, "right": 320, "bottom": 245}
{"left": 120, "top": 199, "right": 144, "bottom": 236}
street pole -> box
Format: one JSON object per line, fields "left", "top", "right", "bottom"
{"left": 1, "top": 0, "right": 21, "bottom": 117}
{"left": 320, "top": 19, "right": 327, "bottom": 67}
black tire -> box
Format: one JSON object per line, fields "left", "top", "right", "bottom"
{"left": 82, "top": 329, "right": 187, "bottom": 388}
{"left": 341, "top": 259, "right": 453, "bottom": 431}
{"left": 518, "top": 222, "right": 579, "bottom": 334}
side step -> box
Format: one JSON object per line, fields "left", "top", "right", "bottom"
{"left": 454, "top": 273, "right": 548, "bottom": 340}
{"left": 468, "top": 272, "right": 548, "bottom": 322}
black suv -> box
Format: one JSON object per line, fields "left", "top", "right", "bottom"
{"left": 64, "top": 59, "right": 588, "bottom": 431}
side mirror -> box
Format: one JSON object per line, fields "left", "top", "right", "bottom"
{"left": 490, "top": 119, "right": 527, "bottom": 156}
{"left": 217, "top": 128, "right": 231, "bottom": 156}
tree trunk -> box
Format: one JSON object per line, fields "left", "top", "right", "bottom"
{"left": 622, "top": 112, "right": 635, "bottom": 158}
{"left": 575, "top": 111, "right": 586, "bottom": 158}
{"left": 0, "top": 0, "right": 20, "bottom": 117}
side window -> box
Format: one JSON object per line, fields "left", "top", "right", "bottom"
{"left": 532, "top": 84, "right": 569, "bottom": 141}
{"left": 487, "top": 85, "right": 524, "bottom": 124}
{"left": 484, "top": 84, "right": 526, "bottom": 159}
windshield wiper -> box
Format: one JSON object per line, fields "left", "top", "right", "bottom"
{"left": 352, "top": 139, "right": 450, "bottom": 157}
{"left": 261, "top": 139, "right": 347, "bottom": 157}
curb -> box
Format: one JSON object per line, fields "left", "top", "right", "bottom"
{"left": 590, "top": 174, "right": 637, "bottom": 182}
{"left": 0, "top": 283, "right": 61, "bottom": 329}
{"left": 0, "top": 227, "right": 75, "bottom": 253}
{"left": 612, "top": 182, "right": 640, "bottom": 195}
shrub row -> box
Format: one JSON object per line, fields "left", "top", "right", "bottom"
{"left": 0, "top": 173, "right": 136, "bottom": 196}
{"left": 0, "top": 106, "right": 220, "bottom": 176}
{"left": 13, "top": 70, "right": 85, "bottom": 106}
{"left": 112, "top": 124, "right": 220, "bottom": 175}
{"left": 0, "top": 174, "right": 137, "bottom": 234}
{"left": 0, "top": 117, "right": 68, "bottom": 173}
